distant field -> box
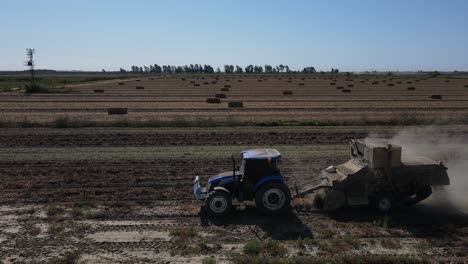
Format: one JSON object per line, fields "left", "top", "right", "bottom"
{"left": 1, "top": 73, "right": 468, "bottom": 126}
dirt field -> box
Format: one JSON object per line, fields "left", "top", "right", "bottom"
{"left": 1, "top": 125, "right": 468, "bottom": 263}
{"left": 1, "top": 75, "right": 468, "bottom": 125}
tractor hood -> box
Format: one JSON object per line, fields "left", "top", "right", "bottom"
{"left": 208, "top": 171, "right": 241, "bottom": 185}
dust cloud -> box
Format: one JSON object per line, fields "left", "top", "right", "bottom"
{"left": 369, "top": 126, "right": 468, "bottom": 213}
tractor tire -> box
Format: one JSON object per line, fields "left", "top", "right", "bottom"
{"left": 205, "top": 191, "right": 232, "bottom": 217}
{"left": 255, "top": 181, "right": 291, "bottom": 214}
{"left": 370, "top": 193, "right": 395, "bottom": 213}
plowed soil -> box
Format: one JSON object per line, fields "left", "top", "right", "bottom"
{"left": 1, "top": 126, "right": 468, "bottom": 263}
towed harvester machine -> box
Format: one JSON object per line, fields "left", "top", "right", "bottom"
{"left": 194, "top": 139, "right": 450, "bottom": 216}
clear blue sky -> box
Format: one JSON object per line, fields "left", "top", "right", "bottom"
{"left": 1, "top": 0, "right": 467, "bottom": 71}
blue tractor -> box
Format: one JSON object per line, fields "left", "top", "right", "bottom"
{"left": 193, "top": 149, "right": 291, "bottom": 216}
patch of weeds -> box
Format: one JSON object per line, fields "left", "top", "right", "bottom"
{"left": 230, "top": 254, "right": 429, "bottom": 264}
{"left": 381, "top": 238, "right": 402, "bottom": 249}
{"left": 83, "top": 210, "right": 107, "bottom": 220}
{"left": 46, "top": 205, "right": 65, "bottom": 217}
{"left": 243, "top": 239, "right": 287, "bottom": 257}
{"left": 170, "top": 239, "right": 219, "bottom": 256}
{"left": 44, "top": 250, "right": 80, "bottom": 264}
{"left": 317, "top": 240, "right": 333, "bottom": 252}
{"left": 48, "top": 223, "right": 65, "bottom": 236}
{"left": 202, "top": 256, "right": 216, "bottom": 264}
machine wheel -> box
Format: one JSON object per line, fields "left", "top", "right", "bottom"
{"left": 255, "top": 181, "right": 291, "bottom": 214}
{"left": 205, "top": 191, "right": 232, "bottom": 217}
{"left": 370, "top": 193, "right": 395, "bottom": 213}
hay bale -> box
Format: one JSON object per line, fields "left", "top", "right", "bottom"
{"left": 342, "top": 89, "right": 351, "bottom": 93}
{"left": 298, "top": 83, "right": 305, "bottom": 86}
{"left": 221, "top": 88, "right": 229, "bottom": 92}
{"left": 372, "top": 81, "right": 379, "bottom": 85}
{"left": 136, "top": 80, "right": 141, "bottom": 82}
{"left": 224, "top": 84, "right": 231, "bottom": 88}
{"left": 203, "top": 82, "right": 209, "bottom": 85}
{"left": 388, "top": 83, "right": 394, "bottom": 87}
{"left": 336, "top": 86, "right": 344, "bottom": 89}
{"left": 258, "top": 80, "right": 263, "bottom": 82}
{"left": 108, "top": 108, "right": 128, "bottom": 115}
{"left": 136, "top": 86, "right": 144, "bottom": 89}
{"left": 287, "top": 80, "right": 292, "bottom": 83}
{"left": 407, "top": 87, "right": 416, "bottom": 90}
{"left": 207, "top": 98, "right": 221, "bottom": 103}
{"left": 181, "top": 78, "right": 186, "bottom": 81}
{"left": 93, "top": 89, "right": 104, "bottom": 93}
{"left": 228, "top": 101, "right": 243, "bottom": 107}
{"left": 415, "top": 80, "right": 420, "bottom": 82}
{"left": 215, "top": 93, "right": 227, "bottom": 98}
{"left": 118, "top": 82, "right": 124, "bottom": 85}
{"left": 396, "top": 81, "right": 402, "bottom": 84}
{"left": 407, "top": 81, "right": 412, "bottom": 84}
{"left": 238, "top": 80, "right": 242, "bottom": 82}
{"left": 193, "top": 84, "right": 200, "bottom": 87}
{"left": 330, "top": 82, "right": 336, "bottom": 85}
{"left": 445, "top": 80, "right": 451, "bottom": 83}
{"left": 283, "top": 91, "right": 293, "bottom": 95}
{"left": 347, "top": 84, "right": 354, "bottom": 88}
{"left": 430, "top": 95, "right": 442, "bottom": 100}
{"left": 464, "top": 85, "right": 468, "bottom": 88}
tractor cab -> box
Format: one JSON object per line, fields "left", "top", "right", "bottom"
{"left": 194, "top": 149, "right": 291, "bottom": 216}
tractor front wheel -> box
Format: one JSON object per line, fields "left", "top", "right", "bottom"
{"left": 205, "top": 191, "right": 232, "bottom": 217}
{"left": 255, "top": 182, "right": 291, "bottom": 214}
{"left": 370, "top": 193, "right": 395, "bottom": 213}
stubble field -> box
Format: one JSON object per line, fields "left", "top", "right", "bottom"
{"left": 1, "top": 74, "right": 468, "bottom": 263}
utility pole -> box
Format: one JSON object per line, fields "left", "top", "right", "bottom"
{"left": 26, "top": 48, "right": 35, "bottom": 90}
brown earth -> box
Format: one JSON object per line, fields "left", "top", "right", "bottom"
{"left": 1, "top": 126, "right": 468, "bottom": 263}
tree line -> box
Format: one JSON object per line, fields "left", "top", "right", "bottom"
{"left": 121, "top": 64, "right": 338, "bottom": 74}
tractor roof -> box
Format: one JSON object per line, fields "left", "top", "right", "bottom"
{"left": 241, "top": 149, "right": 281, "bottom": 160}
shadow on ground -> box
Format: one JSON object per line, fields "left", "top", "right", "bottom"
{"left": 199, "top": 206, "right": 314, "bottom": 240}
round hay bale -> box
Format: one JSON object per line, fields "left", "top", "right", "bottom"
{"left": 136, "top": 80, "right": 141, "bottom": 82}
{"left": 228, "top": 101, "right": 243, "bottom": 108}
{"left": 407, "top": 81, "right": 412, "bottom": 84}
{"left": 372, "top": 81, "right": 379, "bottom": 85}
{"left": 224, "top": 84, "right": 231, "bottom": 88}
{"left": 415, "top": 80, "right": 420, "bottom": 82}
{"left": 330, "top": 82, "right": 336, "bottom": 85}
{"left": 118, "top": 82, "right": 124, "bottom": 85}
{"left": 215, "top": 93, "right": 227, "bottom": 98}
{"left": 221, "top": 88, "right": 229, "bottom": 92}
{"left": 108, "top": 108, "right": 128, "bottom": 115}
{"left": 430, "top": 95, "right": 442, "bottom": 100}
{"left": 396, "top": 81, "right": 402, "bottom": 84}
{"left": 388, "top": 83, "right": 394, "bottom": 87}
{"left": 93, "top": 89, "right": 104, "bottom": 93}
{"left": 464, "top": 85, "right": 468, "bottom": 88}
{"left": 336, "top": 86, "right": 344, "bottom": 89}
{"left": 203, "top": 82, "right": 209, "bottom": 85}
{"left": 238, "top": 80, "right": 242, "bottom": 82}
{"left": 298, "top": 83, "right": 305, "bottom": 86}
{"left": 181, "top": 78, "right": 186, "bottom": 81}
{"left": 207, "top": 98, "right": 221, "bottom": 103}
{"left": 136, "top": 86, "right": 144, "bottom": 89}
{"left": 342, "top": 89, "right": 351, "bottom": 93}
{"left": 287, "top": 80, "right": 292, "bottom": 83}
{"left": 445, "top": 80, "right": 451, "bottom": 82}
{"left": 258, "top": 80, "right": 263, "bottom": 82}
{"left": 193, "top": 84, "right": 200, "bottom": 87}
{"left": 347, "top": 84, "right": 354, "bottom": 88}
{"left": 407, "top": 87, "right": 416, "bottom": 90}
{"left": 283, "top": 91, "right": 293, "bottom": 95}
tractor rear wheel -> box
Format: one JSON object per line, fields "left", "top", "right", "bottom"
{"left": 255, "top": 182, "right": 291, "bottom": 214}
{"left": 370, "top": 193, "right": 395, "bottom": 213}
{"left": 205, "top": 191, "right": 232, "bottom": 217}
